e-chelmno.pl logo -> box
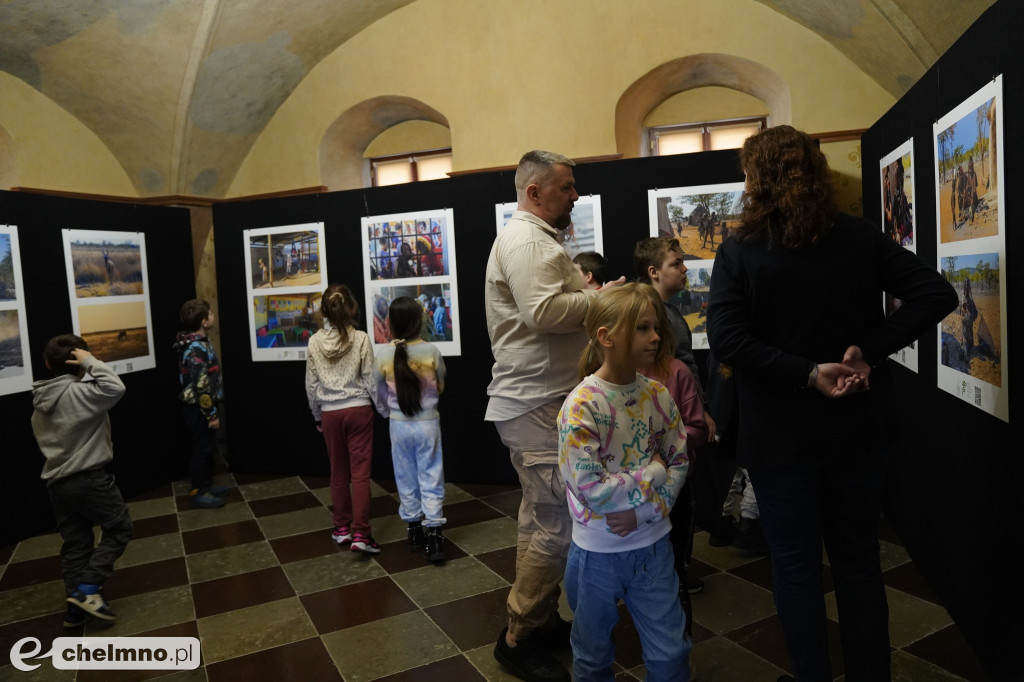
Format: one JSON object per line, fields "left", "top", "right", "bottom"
{"left": 9, "top": 636, "right": 200, "bottom": 671}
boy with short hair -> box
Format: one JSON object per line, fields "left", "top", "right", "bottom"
{"left": 173, "top": 299, "right": 228, "bottom": 509}
{"left": 32, "top": 334, "right": 132, "bottom": 626}
{"left": 572, "top": 251, "right": 608, "bottom": 290}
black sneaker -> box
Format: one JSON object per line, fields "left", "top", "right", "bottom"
{"left": 733, "top": 518, "right": 769, "bottom": 556}
{"left": 407, "top": 521, "right": 425, "bottom": 552}
{"left": 536, "top": 614, "right": 572, "bottom": 651}
{"left": 493, "top": 626, "right": 570, "bottom": 682}
{"left": 67, "top": 591, "right": 117, "bottom": 622}
{"left": 423, "top": 526, "right": 446, "bottom": 562}
{"left": 63, "top": 602, "right": 90, "bottom": 628}
{"left": 686, "top": 575, "right": 705, "bottom": 594}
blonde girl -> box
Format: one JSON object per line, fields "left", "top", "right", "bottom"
{"left": 558, "top": 282, "right": 692, "bottom": 681}
{"left": 305, "top": 284, "right": 387, "bottom": 554}
{"left": 373, "top": 297, "right": 448, "bottom": 562}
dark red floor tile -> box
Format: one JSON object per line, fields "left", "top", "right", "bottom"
{"left": 728, "top": 556, "right": 834, "bottom": 594}
{"left": 174, "top": 489, "right": 244, "bottom": 512}
{"left": 374, "top": 479, "right": 399, "bottom": 493}
{"left": 0, "top": 554, "right": 62, "bottom": 590}
{"left": 368, "top": 494, "right": 400, "bottom": 518}
{"left": 299, "top": 576, "right": 416, "bottom": 634}
{"left": 0, "top": 612, "right": 67, "bottom": 664}
{"left": 270, "top": 529, "right": 343, "bottom": 564}
{"left": 882, "top": 560, "right": 942, "bottom": 604}
{"left": 375, "top": 654, "right": 485, "bottom": 681}
{"left": 476, "top": 546, "right": 517, "bottom": 584}
{"left": 877, "top": 515, "right": 903, "bottom": 546}
{"left": 443, "top": 499, "right": 504, "bottom": 529}
{"left": 104, "top": 556, "right": 189, "bottom": 600}
{"left": 191, "top": 566, "right": 295, "bottom": 619}
{"left": 903, "top": 624, "right": 990, "bottom": 681}
{"left": 232, "top": 472, "right": 292, "bottom": 485}
{"left": 372, "top": 538, "right": 467, "bottom": 574}
{"left": 206, "top": 636, "right": 342, "bottom": 682}
{"left": 454, "top": 483, "right": 521, "bottom": 498}
{"left": 77, "top": 621, "right": 201, "bottom": 682}
{"left": 182, "top": 519, "right": 265, "bottom": 555}
{"left": 426, "top": 587, "right": 511, "bottom": 650}
{"left": 726, "top": 613, "right": 844, "bottom": 676}
{"left": 0, "top": 544, "right": 14, "bottom": 565}
{"left": 125, "top": 483, "right": 174, "bottom": 502}
{"left": 300, "top": 475, "right": 330, "bottom": 489}
{"left": 131, "top": 513, "right": 179, "bottom": 540}
{"left": 248, "top": 491, "right": 323, "bottom": 518}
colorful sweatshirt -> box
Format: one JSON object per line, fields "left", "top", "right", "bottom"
{"left": 173, "top": 332, "right": 223, "bottom": 422}
{"left": 373, "top": 340, "right": 446, "bottom": 421}
{"left": 558, "top": 373, "right": 689, "bottom": 553}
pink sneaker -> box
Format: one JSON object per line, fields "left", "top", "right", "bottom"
{"left": 350, "top": 533, "right": 381, "bottom": 554}
{"left": 331, "top": 526, "right": 352, "bottom": 544}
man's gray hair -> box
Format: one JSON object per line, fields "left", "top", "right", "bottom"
{"left": 515, "top": 150, "right": 575, "bottom": 199}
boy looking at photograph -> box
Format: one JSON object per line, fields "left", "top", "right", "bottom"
{"left": 572, "top": 251, "right": 609, "bottom": 290}
{"left": 174, "top": 299, "right": 228, "bottom": 509}
{"left": 32, "top": 334, "right": 132, "bottom": 626}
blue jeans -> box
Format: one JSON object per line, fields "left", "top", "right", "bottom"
{"left": 748, "top": 451, "right": 890, "bottom": 682}
{"left": 389, "top": 418, "right": 446, "bottom": 526}
{"left": 565, "top": 535, "right": 690, "bottom": 682}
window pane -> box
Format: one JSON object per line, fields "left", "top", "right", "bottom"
{"left": 709, "top": 124, "right": 760, "bottom": 151}
{"left": 656, "top": 130, "right": 704, "bottom": 156}
{"left": 375, "top": 158, "right": 413, "bottom": 186}
{"left": 416, "top": 154, "right": 452, "bottom": 181}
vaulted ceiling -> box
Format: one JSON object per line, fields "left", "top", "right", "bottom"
{"left": 0, "top": 0, "right": 995, "bottom": 198}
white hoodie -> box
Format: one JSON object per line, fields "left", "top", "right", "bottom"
{"left": 304, "top": 326, "right": 387, "bottom": 421}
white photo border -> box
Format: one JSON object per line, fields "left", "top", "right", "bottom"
{"left": 879, "top": 138, "right": 919, "bottom": 373}
{"left": 0, "top": 225, "right": 33, "bottom": 395}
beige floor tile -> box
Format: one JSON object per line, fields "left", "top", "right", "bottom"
{"left": 127, "top": 496, "right": 178, "bottom": 521}
{"left": 281, "top": 552, "right": 387, "bottom": 595}
{"left": 0, "top": 660, "right": 77, "bottom": 681}
{"left": 312, "top": 487, "right": 332, "bottom": 506}
{"left": 825, "top": 586, "right": 953, "bottom": 649}
{"left": 84, "top": 585, "right": 195, "bottom": 637}
{"left": 10, "top": 534, "right": 63, "bottom": 563}
{"left": 321, "top": 610, "right": 457, "bottom": 682}
{"left": 890, "top": 649, "right": 967, "bottom": 681}
{"left": 390, "top": 557, "right": 508, "bottom": 608}
{"left": 464, "top": 644, "right": 526, "bottom": 681}
{"left": 0, "top": 579, "right": 65, "bottom": 626}
{"left": 186, "top": 540, "right": 279, "bottom": 584}
{"left": 197, "top": 596, "right": 316, "bottom": 664}
{"left": 691, "top": 531, "right": 767, "bottom": 572}
{"left": 444, "top": 517, "right": 518, "bottom": 555}
{"left": 690, "top": 572, "right": 776, "bottom": 635}
{"left": 442, "top": 483, "right": 477, "bottom": 505}
{"left": 177, "top": 502, "right": 254, "bottom": 533}
{"left": 479, "top": 490, "right": 522, "bottom": 517}
{"left": 116, "top": 532, "right": 184, "bottom": 569}
{"left": 238, "top": 477, "right": 309, "bottom": 501}
{"left": 690, "top": 635, "right": 787, "bottom": 682}
{"left": 256, "top": 507, "right": 332, "bottom": 540}
{"left": 366, "top": 513, "right": 408, "bottom": 545}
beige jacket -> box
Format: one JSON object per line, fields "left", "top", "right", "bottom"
{"left": 484, "top": 211, "right": 597, "bottom": 421}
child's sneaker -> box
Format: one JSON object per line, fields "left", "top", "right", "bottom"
{"left": 350, "top": 533, "right": 381, "bottom": 554}
{"left": 63, "top": 602, "right": 90, "bottom": 628}
{"left": 190, "top": 490, "right": 224, "bottom": 509}
{"left": 332, "top": 526, "right": 353, "bottom": 544}
{"left": 407, "top": 521, "right": 425, "bottom": 552}
{"left": 424, "top": 526, "right": 446, "bottom": 562}
{"left": 67, "top": 591, "right": 117, "bottom": 622}
{"left": 205, "top": 485, "right": 232, "bottom": 497}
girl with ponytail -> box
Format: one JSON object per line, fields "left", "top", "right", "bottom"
{"left": 373, "top": 296, "right": 448, "bottom": 562}
{"left": 305, "top": 284, "right": 388, "bottom": 554}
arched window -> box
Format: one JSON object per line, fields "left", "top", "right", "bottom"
{"left": 364, "top": 120, "right": 452, "bottom": 187}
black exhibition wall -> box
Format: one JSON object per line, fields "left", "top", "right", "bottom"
{"left": 861, "top": 2, "right": 1020, "bottom": 678}
{"left": 212, "top": 149, "right": 743, "bottom": 485}
{"left": 1, "top": 190, "right": 196, "bottom": 548}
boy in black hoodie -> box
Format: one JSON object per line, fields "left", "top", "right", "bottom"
{"left": 32, "top": 334, "right": 132, "bottom": 627}
{"left": 173, "top": 299, "right": 228, "bottom": 509}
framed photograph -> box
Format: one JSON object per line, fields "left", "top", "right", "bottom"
{"left": 648, "top": 183, "right": 744, "bottom": 261}
{"left": 934, "top": 76, "right": 1008, "bottom": 421}
{"left": 0, "top": 225, "right": 32, "bottom": 395}
{"left": 879, "top": 139, "right": 919, "bottom": 372}
{"left": 361, "top": 209, "right": 461, "bottom": 356}
{"left": 495, "top": 195, "right": 604, "bottom": 261}
{"left": 62, "top": 230, "right": 155, "bottom": 375}
{"left": 243, "top": 223, "right": 328, "bottom": 361}
{"left": 673, "top": 258, "right": 713, "bottom": 350}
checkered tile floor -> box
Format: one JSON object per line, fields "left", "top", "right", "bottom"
{"left": 1, "top": 473, "right": 987, "bottom": 680}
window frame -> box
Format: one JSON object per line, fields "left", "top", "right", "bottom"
{"left": 648, "top": 116, "right": 767, "bottom": 156}
{"left": 369, "top": 147, "right": 453, "bottom": 187}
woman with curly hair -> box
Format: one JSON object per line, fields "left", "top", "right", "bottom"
{"left": 707, "top": 126, "right": 956, "bottom": 682}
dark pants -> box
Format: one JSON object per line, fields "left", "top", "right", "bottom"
{"left": 49, "top": 468, "right": 133, "bottom": 595}
{"left": 182, "top": 403, "right": 217, "bottom": 490}
{"left": 748, "top": 452, "right": 890, "bottom": 682}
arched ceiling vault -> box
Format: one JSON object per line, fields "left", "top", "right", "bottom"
{"left": 0, "top": 0, "right": 995, "bottom": 198}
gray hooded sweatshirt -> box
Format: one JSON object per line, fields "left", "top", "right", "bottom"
{"left": 304, "top": 326, "right": 386, "bottom": 421}
{"left": 32, "top": 355, "right": 126, "bottom": 483}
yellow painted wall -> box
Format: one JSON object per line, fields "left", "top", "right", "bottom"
{"left": 645, "top": 87, "right": 771, "bottom": 127}
{"left": 364, "top": 121, "right": 452, "bottom": 158}
{"left": 0, "top": 72, "right": 136, "bottom": 196}
{"left": 229, "top": 0, "right": 894, "bottom": 197}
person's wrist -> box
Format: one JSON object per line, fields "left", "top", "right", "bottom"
{"left": 807, "top": 363, "right": 818, "bottom": 388}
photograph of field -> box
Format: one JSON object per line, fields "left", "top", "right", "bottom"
{"left": 78, "top": 300, "right": 149, "bottom": 363}
{"left": 69, "top": 237, "right": 145, "bottom": 297}
{"left": 0, "top": 310, "right": 25, "bottom": 380}
{"left": 940, "top": 253, "right": 1001, "bottom": 387}
{"left": 1, "top": 232, "right": 16, "bottom": 301}
{"left": 650, "top": 183, "right": 744, "bottom": 260}
{"left": 935, "top": 84, "right": 1001, "bottom": 244}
